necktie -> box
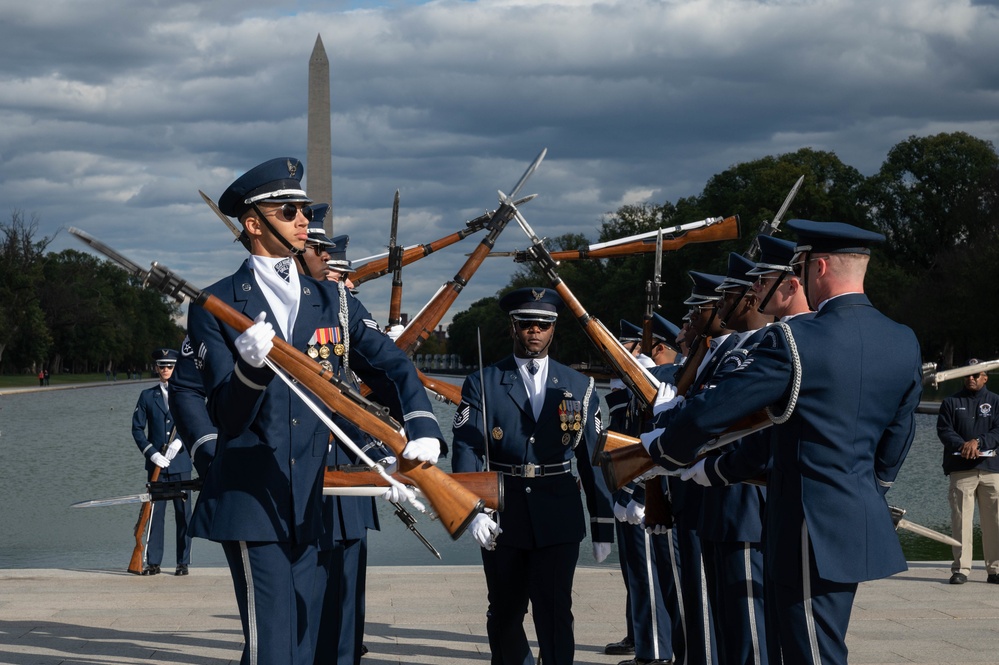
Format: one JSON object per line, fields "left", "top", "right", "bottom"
{"left": 528, "top": 359, "right": 539, "bottom": 375}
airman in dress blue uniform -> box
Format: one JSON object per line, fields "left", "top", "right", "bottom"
{"left": 452, "top": 287, "right": 615, "bottom": 665}
{"left": 185, "top": 157, "right": 446, "bottom": 665}
{"left": 644, "top": 220, "right": 922, "bottom": 665}
{"left": 131, "top": 347, "right": 192, "bottom": 576}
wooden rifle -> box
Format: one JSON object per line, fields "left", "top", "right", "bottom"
{"left": 387, "top": 189, "right": 404, "bottom": 328}
{"left": 351, "top": 194, "right": 537, "bottom": 287}
{"left": 324, "top": 468, "right": 504, "bottom": 512}
{"left": 640, "top": 229, "right": 663, "bottom": 357}
{"left": 69, "top": 228, "right": 487, "bottom": 539}
{"left": 501, "top": 215, "right": 740, "bottom": 262}
{"left": 503, "top": 194, "right": 662, "bottom": 409}
{"left": 127, "top": 439, "right": 172, "bottom": 575}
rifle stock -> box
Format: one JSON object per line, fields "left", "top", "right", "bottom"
{"left": 597, "top": 410, "right": 772, "bottom": 491}
{"left": 127, "top": 465, "right": 161, "bottom": 574}
{"left": 324, "top": 469, "right": 504, "bottom": 512}
{"left": 518, "top": 215, "right": 741, "bottom": 262}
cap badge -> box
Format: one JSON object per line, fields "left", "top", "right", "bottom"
{"left": 531, "top": 288, "right": 544, "bottom": 301}
{"left": 286, "top": 159, "right": 298, "bottom": 177}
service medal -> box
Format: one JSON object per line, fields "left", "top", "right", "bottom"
{"left": 319, "top": 345, "right": 331, "bottom": 359}
{"left": 307, "top": 345, "right": 319, "bottom": 358}
{"left": 333, "top": 343, "right": 345, "bottom": 356}
{"left": 491, "top": 427, "right": 504, "bottom": 441}
{"left": 561, "top": 422, "right": 568, "bottom": 432}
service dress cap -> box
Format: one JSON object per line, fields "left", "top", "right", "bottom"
{"left": 325, "top": 234, "right": 354, "bottom": 273}
{"left": 684, "top": 271, "right": 725, "bottom": 306}
{"left": 717, "top": 253, "right": 758, "bottom": 292}
{"left": 787, "top": 219, "right": 885, "bottom": 256}
{"left": 152, "top": 348, "right": 179, "bottom": 366}
{"left": 651, "top": 313, "right": 681, "bottom": 345}
{"left": 500, "top": 287, "right": 563, "bottom": 322}
{"left": 306, "top": 205, "right": 334, "bottom": 248}
{"left": 218, "top": 157, "right": 312, "bottom": 218}
{"left": 618, "top": 319, "right": 643, "bottom": 343}
{"left": 747, "top": 235, "right": 797, "bottom": 276}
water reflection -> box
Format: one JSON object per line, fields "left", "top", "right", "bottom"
{"left": 0, "top": 382, "right": 967, "bottom": 569}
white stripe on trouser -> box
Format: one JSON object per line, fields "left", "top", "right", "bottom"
{"left": 742, "top": 544, "right": 762, "bottom": 665}
{"left": 700, "top": 553, "right": 712, "bottom": 664}
{"left": 667, "top": 529, "right": 687, "bottom": 665}
{"left": 643, "top": 531, "right": 660, "bottom": 659}
{"left": 240, "top": 542, "right": 258, "bottom": 665}
{"left": 801, "top": 524, "right": 821, "bottom": 665}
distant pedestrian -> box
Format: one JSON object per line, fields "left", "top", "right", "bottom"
{"left": 37, "top": 370, "right": 44, "bottom": 387}
{"left": 937, "top": 358, "right": 999, "bottom": 585}
{"left": 43, "top": 369, "right": 49, "bottom": 385}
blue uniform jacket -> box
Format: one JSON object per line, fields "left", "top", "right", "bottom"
{"left": 649, "top": 293, "right": 922, "bottom": 584}
{"left": 131, "top": 384, "right": 192, "bottom": 474}
{"left": 186, "top": 260, "right": 443, "bottom": 545}
{"left": 937, "top": 387, "right": 999, "bottom": 475}
{"left": 452, "top": 355, "right": 615, "bottom": 548}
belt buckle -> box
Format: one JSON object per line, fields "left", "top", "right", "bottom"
{"left": 524, "top": 463, "right": 536, "bottom": 478}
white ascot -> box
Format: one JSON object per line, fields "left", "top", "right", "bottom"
{"left": 249, "top": 255, "right": 301, "bottom": 343}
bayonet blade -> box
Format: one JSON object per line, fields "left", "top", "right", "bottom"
{"left": 69, "top": 227, "right": 149, "bottom": 281}
{"left": 896, "top": 518, "right": 961, "bottom": 548}
{"left": 508, "top": 149, "right": 547, "bottom": 202}
{"left": 71, "top": 493, "right": 152, "bottom": 508}
{"left": 392, "top": 502, "right": 442, "bottom": 559}
{"left": 768, "top": 174, "right": 805, "bottom": 235}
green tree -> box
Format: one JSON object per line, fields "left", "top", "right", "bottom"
{"left": 0, "top": 212, "right": 52, "bottom": 372}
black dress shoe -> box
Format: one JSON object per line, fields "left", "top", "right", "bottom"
{"left": 175, "top": 564, "right": 189, "bottom": 576}
{"left": 360, "top": 644, "right": 368, "bottom": 656}
{"left": 987, "top": 573, "right": 999, "bottom": 584}
{"left": 142, "top": 564, "right": 161, "bottom": 576}
{"left": 950, "top": 572, "right": 967, "bottom": 584}
{"left": 605, "top": 637, "right": 635, "bottom": 655}
{"left": 617, "top": 659, "right": 673, "bottom": 665}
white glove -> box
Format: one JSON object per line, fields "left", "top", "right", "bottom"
{"left": 235, "top": 312, "right": 275, "bottom": 368}
{"left": 386, "top": 324, "right": 405, "bottom": 342}
{"left": 381, "top": 483, "right": 417, "bottom": 504}
{"left": 680, "top": 458, "right": 711, "bottom": 487}
{"left": 640, "top": 427, "right": 664, "bottom": 454}
{"left": 401, "top": 437, "right": 440, "bottom": 464}
{"left": 164, "top": 439, "right": 184, "bottom": 461}
{"left": 470, "top": 512, "right": 502, "bottom": 550}
{"left": 652, "top": 382, "right": 684, "bottom": 416}
{"left": 645, "top": 522, "right": 671, "bottom": 536}
{"left": 636, "top": 466, "right": 669, "bottom": 481}
{"left": 592, "top": 541, "right": 612, "bottom": 563}
{"left": 380, "top": 455, "right": 398, "bottom": 475}
{"left": 613, "top": 502, "right": 628, "bottom": 522}
{"left": 150, "top": 452, "right": 170, "bottom": 469}
{"left": 625, "top": 499, "right": 645, "bottom": 525}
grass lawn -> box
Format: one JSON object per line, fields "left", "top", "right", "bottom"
{"left": 0, "top": 372, "right": 152, "bottom": 388}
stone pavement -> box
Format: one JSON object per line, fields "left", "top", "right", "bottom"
{"left": 1, "top": 562, "right": 998, "bottom": 664}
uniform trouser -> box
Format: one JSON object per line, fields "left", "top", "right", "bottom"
{"left": 621, "top": 521, "right": 673, "bottom": 661}
{"left": 765, "top": 524, "right": 857, "bottom": 665}
{"left": 221, "top": 540, "right": 324, "bottom": 665}
{"left": 614, "top": 520, "right": 636, "bottom": 644}
{"left": 481, "top": 541, "right": 579, "bottom": 665}
{"left": 145, "top": 469, "right": 192, "bottom": 567}
{"left": 670, "top": 524, "right": 714, "bottom": 665}
{"left": 948, "top": 469, "right": 999, "bottom": 575}
{"left": 314, "top": 536, "right": 368, "bottom": 665}
{"left": 702, "top": 540, "right": 767, "bottom": 665}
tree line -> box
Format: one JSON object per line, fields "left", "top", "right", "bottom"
{"left": 0, "top": 212, "right": 183, "bottom": 375}
{"left": 2, "top": 131, "right": 995, "bottom": 376}
{"left": 449, "top": 132, "right": 999, "bottom": 370}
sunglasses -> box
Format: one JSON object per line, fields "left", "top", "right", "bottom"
{"left": 515, "top": 320, "right": 553, "bottom": 331}
{"left": 969, "top": 373, "right": 986, "bottom": 379}
{"left": 261, "top": 203, "right": 314, "bottom": 222}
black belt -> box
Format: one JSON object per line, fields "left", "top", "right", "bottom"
{"left": 491, "top": 461, "right": 571, "bottom": 478}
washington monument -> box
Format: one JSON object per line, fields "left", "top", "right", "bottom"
{"left": 308, "top": 34, "right": 333, "bottom": 235}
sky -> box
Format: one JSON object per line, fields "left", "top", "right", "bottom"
{"left": 2, "top": 0, "right": 998, "bottom": 329}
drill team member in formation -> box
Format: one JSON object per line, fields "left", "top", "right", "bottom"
{"left": 643, "top": 220, "right": 922, "bottom": 665}
{"left": 185, "top": 157, "right": 446, "bottom": 665}
{"left": 452, "top": 287, "right": 615, "bottom": 665}
{"left": 131, "top": 347, "right": 192, "bottom": 576}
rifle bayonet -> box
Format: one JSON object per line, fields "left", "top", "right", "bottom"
{"left": 745, "top": 174, "right": 804, "bottom": 260}
{"left": 388, "top": 189, "right": 404, "bottom": 328}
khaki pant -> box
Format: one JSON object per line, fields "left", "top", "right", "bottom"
{"left": 948, "top": 469, "right": 999, "bottom": 575}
